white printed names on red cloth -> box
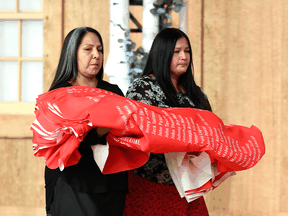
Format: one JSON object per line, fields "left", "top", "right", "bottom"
{"left": 106, "top": 98, "right": 264, "bottom": 173}
{"left": 31, "top": 86, "right": 265, "bottom": 174}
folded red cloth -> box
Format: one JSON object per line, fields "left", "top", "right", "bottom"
{"left": 31, "top": 86, "right": 265, "bottom": 174}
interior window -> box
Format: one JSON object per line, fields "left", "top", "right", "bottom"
{"left": 0, "top": 0, "right": 43, "bottom": 103}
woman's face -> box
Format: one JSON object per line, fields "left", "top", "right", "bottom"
{"left": 77, "top": 32, "right": 103, "bottom": 79}
{"left": 170, "top": 37, "right": 190, "bottom": 80}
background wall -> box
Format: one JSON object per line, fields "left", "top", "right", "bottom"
{"left": 200, "top": 1, "right": 288, "bottom": 215}
{"left": 0, "top": 0, "right": 287, "bottom": 215}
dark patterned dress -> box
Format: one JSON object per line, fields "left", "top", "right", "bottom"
{"left": 123, "top": 76, "right": 209, "bottom": 216}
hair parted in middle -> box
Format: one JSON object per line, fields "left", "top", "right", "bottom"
{"left": 49, "top": 27, "right": 104, "bottom": 91}
{"left": 142, "top": 27, "right": 212, "bottom": 111}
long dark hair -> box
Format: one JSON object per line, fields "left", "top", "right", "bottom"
{"left": 49, "top": 27, "right": 104, "bottom": 91}
{"left": 143, "top": 28, "right": 212, "bottom": 111}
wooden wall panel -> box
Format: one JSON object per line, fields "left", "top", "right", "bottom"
{"left": 202, "top": 0, "right": 288, "bottom": 215}
{"left": 170, "top": 10, "right": 180, "bottom": 29}
{"left": 0, "top": 139, "right": 45, "bottom": 215}
{"left": 187, "top": 0, "right": 202, "bottom": 87}
{"left": 43, "top": 0, "right": 63, "bottom": 92}
{"left": 280, "top": 0, "right": 288, "bottom": 211}
{"left": 0, "top": 115, "right": 34, "bottom": 137}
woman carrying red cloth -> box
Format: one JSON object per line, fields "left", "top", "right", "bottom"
{"left": 124, "top": 28, "right": 211, "bottom": 215}
{"left": 45, "top": 27, "right": 128, "bottom": 216}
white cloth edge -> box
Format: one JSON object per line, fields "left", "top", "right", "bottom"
{"left": 165, "top": 151, "right": 236, "bottom": 203}
{"left": 91, "top": 143, "right": 109, "bottom": 172}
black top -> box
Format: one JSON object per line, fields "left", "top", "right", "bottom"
{"left": 126, "top": 76, "right": 199, "bottom": 185}
{"left": 45, "top": 80, "right": 128, "bottom": 211}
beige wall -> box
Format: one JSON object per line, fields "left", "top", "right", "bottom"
{"left": 201, "top": 1, "right": 288, "bottom": 215}
{"left": 1, "top": 0, "right": 287, "bottom": 215}
{"left": 0, "top": 139, "right": 45, "bottom": 215}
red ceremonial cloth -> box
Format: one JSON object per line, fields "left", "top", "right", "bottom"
{"left": 31, "top": 86, "right": 265, "bottom": 174}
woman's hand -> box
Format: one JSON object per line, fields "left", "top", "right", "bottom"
{"left": 96, "top": 127, "right": 111, "bottom": 137}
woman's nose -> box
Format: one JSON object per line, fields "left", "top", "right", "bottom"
{"left": 180, "top": 51, "right": 187, "bottom": 60}
{"left": 93, "top": 49, "right": 100, "bottom": 59}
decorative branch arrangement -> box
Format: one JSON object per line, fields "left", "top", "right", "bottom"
{"left": 151, "top": 0, "right": 185, "bottom": 30}
{"left": 122, "top": 0, "right": 186, "bottom": 83}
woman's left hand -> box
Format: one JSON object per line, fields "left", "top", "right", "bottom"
{"left": 96, "top": 127, "right": 111, "bottom": 137}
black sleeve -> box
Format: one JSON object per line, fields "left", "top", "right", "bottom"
{"left": 97, "top": 80, "right": 124, "bottom": 97}
{"left": 113, "top": 85, "right": 124, "bottom": 97}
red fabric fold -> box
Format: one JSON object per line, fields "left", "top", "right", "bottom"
{"left": 31, "top": 86, "right": 265, "bottom": 174}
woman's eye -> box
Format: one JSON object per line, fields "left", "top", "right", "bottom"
{"left": 174, "top": 50, "right": 180, "bottom": 53}
{"left": 85, "top": 48, "right": 91, "bottom": 51}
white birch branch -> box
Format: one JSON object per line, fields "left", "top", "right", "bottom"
{"left": 142, "top": 0, "right": 159, "bottom": 53}
{"left": 105, "top": 0, "right": 130, "bottom": 94}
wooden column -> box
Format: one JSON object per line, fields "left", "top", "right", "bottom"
{"left": 43, "top": 0, "right": 63, "bottom": 92}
